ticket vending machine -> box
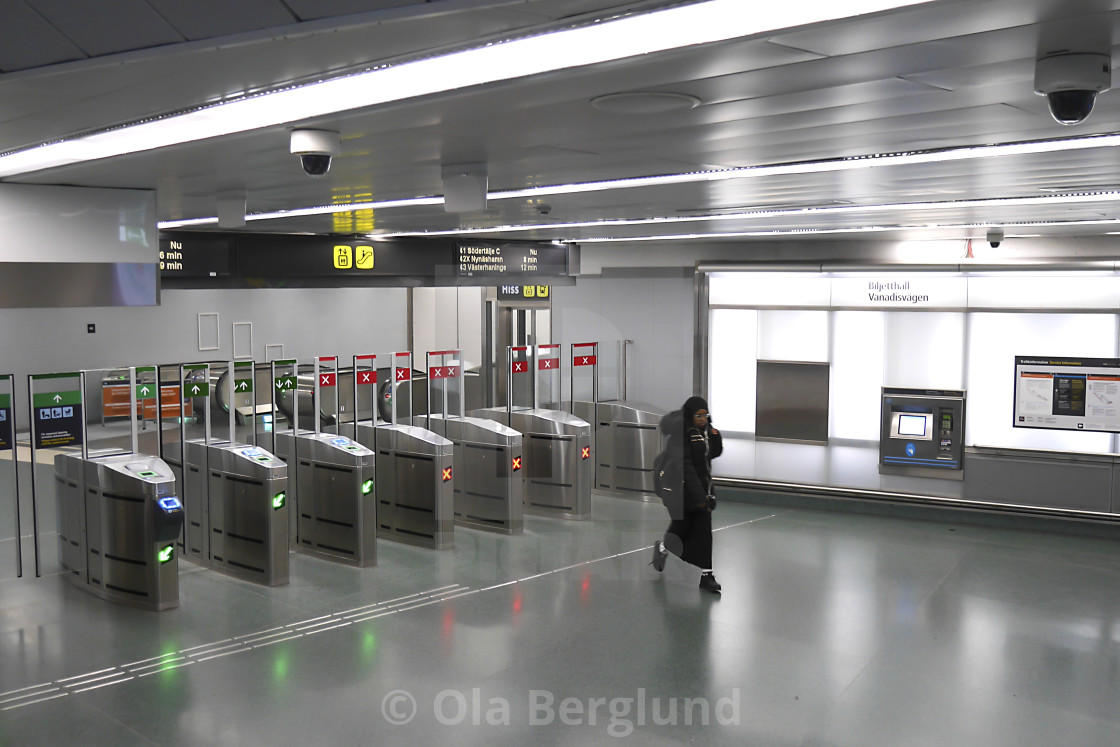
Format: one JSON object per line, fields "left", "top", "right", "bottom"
{"left": 879, "top": 388, "right": 966, "bottom": 479}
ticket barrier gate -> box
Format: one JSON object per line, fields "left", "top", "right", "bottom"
{"left": 181, "top": 440, "right": 289, "bottom": 585}
{"left": 273, "top": 430, "right": 377, "bottom": 567}
{"left": 571, "top": 400, "right": 664, "bottom": 500}
{"left": 54, "top": 452, "right": 183, "bottom": 610}
{"left": 345, "top": 421, "right": 455, "bottom": 549}
{"left": 419, "top": 415, "right": 524, "bottom": 535}
{"left": 879, "top": 388, "right": 966, "bottom": 480}
{"left": 471, "top": 407, "right": 592, "bottom": 520}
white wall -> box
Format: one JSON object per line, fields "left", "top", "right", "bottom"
{"left": 0, "top": 286, "right": 408, "bottom": 421}
{"left": 552, "top": 273, "right": 694, "bottom": 411}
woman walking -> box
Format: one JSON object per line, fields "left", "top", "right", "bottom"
{"left": 651, "top": 395, "right": 723, "bottom": 593}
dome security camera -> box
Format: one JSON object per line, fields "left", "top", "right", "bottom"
{"left": 290, "top": 129, "right": 341, "bottom": 177}
{"left": 1034, "top": 52, "right": 1112, "bottom": 125}
{"left": 986, "top": 227, "right": 1004, "bottom": 249}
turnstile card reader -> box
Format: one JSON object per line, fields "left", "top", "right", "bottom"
{"left": 879, "top": 388, "right": 966, "bottom": 480}
{"left": 471, "top": 407, "right": 593, "bottom": 520}
{"left": 182, "top": 440, "right": 289, "bottom": 585}
{"left": 55, "top": 452, "right": 182, "bottom": 610}
{"left": 351, "top": 422, "right": 455, "bottom": 549}
{"left": 274, "top": 430, "right": 377, "bottom": 566}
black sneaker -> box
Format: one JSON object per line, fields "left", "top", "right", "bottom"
{"left": 699, "top": 572, "right": 721, "bottom": 593}
{"left": 650, "top": 541, "right": 666, "bottom": 572}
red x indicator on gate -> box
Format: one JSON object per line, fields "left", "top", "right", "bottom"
{"left": 359, "top": 371, "right": 376, "bottom": 384}
{"left": 320, "top": 373, "right": 336, "bottom": 387}
{"left": 581, "top": 446, "right": 590, "bottom": 460}
{"left": 442, "top": 467, "right": 453, "bottom": 482}
{"left": 396, "top": 368, "right": 411, "bottom": 381}
{"left": 512, "top": 362, "right": 527, "bottom": 373}
{"left": 511, "top": 456, "right": 522, "bottom": 471}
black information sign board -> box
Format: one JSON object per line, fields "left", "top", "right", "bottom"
{"left": 159, "top": 232, "right": 572, "bottom": 286}
{"left": 456, "top": 242, "right": 567, "bottom": 278}
{"left": 33, "top": 390, "right": 83, "bottom": 448}
{"left": 498, "top": 284, "right": 551, "bottom": 300}
{"left": 0, "top": 401, "right": 11, "bottom": 451}
{"left": 159, "top": 234, "right": 233, "bottom": 277}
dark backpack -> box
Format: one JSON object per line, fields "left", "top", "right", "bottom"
{"left": 653, "top": 439, "right": 684, "bottom": 511}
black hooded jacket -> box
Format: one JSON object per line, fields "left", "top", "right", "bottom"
{"left": 659, "top": 405, "right": 723, "bottom": 514}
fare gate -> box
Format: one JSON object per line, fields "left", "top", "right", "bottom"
{"left": 569, "top": 342, "right": 665, "bottom": 500}
{"left": 39, "top": 367, "right": 184, "bottom": 610}
{"left": 273, "top": 355, "right": 377, "bottom": 567}
{"left": 176, "top": 361, "right": 289, "bottom": 586}
{"left": 346, "top": 352, "right": 454, "bottom": 550}
{"left": 420, "top": 349, "right": 524, "bottom": 535}
{"left": 471, "top": 345, "right": 592, "bottom": 520}
{"left": 0, "top": 374, "right": 21, "bottom": 581}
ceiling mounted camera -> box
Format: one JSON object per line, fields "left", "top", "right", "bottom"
{"left": 290, "top": 129, "right": 341, "bottom": 176}
{"left": 1034, "top": 52, "right": 1112, "bottom": 125}
{"left": 986, "top": 227, "right": 1004, "bottom": 248}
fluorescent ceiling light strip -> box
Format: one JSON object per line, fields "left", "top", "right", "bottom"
{"left": 0, "top": 0, "right": 934, "bottom": 177}
{"left": 371, "top": 192, "right": 1120, "bottom": 238}
{"left": 158, "top": 181, "right": 1120, "bottom": 231}
{"left": 159, "top": 196, "right": 444, "bottom": 228}
{"left": 492, "top": 135, "right": 1120, "bottom": 200}
{"left": 576, "top": 218, "right": 1120, "bottom": 243}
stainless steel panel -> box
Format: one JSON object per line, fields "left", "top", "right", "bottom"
{"left": 471, "top": 407, "right": 592, "bottom": 519}
{"left": 52, "top": 452, "right": 180, "bottom": 611}
{"left": 278, "top": 430, "right": 376, "bottom": 567}
{"left": 354, "top": 421, "right": 454, "bottom": 549}
{"left": 427, "top": 415, "right": 524, "bottom": 535}
{"left": 570, "top": 400, "right": 664, "bottom": 501}
{"left": 756, "top": 361, "right": 830, "bottom": 444}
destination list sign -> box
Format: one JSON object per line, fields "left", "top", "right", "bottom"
{"left": 456, "top": 242, "right": 567, "bottom": 277}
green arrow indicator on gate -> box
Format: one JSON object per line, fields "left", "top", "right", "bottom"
{"left": 235, "top": 379, "right": 253, "bottom": 393}
{"left": 274, "top": 376, "right": 296, "bottom": 391}
{"left": 136, "top": 384, "right": 156, "bottom": 400}
{"left": 33, "top": 391, "right": 81, "bottom": 407}
{"left": 186, "top": 382, "right": 210, "bottom": 396}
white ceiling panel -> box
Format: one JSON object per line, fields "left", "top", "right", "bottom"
{"left": 4, "top": 0, "right": 1120, "bottom": 248}
{"left": 147, "top": 0, "right": 298, "bottom": 40}
{"left": 28, "top": 0, "right": 184, "bottom": 57}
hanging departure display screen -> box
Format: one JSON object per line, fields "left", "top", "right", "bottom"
{"left": 1013, "top": 356, "right": 1120, "bottom": 432}
{"left": 456, "top": 242, "right": 567, "bottom": 277}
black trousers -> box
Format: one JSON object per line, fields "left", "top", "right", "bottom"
{"left": 663, "top": 509, "right": 713, "bottom": 570}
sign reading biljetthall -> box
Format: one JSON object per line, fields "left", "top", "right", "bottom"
{"left": 1014, "top": 356, "right": 1120, "bottom": 433}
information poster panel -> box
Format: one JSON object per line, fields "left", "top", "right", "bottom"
{"left": 1014, "top": 356, "right": 1120, "bottom": 432}
{"left": 33, "top": 390, "right": 83, "bottom": 448}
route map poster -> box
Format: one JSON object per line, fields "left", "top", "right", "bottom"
{"left": 1014, "top": 356, "right": 1120, "bottom": 432}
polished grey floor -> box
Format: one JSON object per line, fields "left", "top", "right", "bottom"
{"left": 3, "top": 493, "right": 1120, "bottom": 746}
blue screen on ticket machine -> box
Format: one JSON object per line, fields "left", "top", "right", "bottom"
{"left": 880, "top": 388, "right": 965, "bottom": 478}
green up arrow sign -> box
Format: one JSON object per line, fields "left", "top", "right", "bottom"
{"left": 274, "top": 376, "right": 296, "bottom": 391}
{"left": 33, "top": 391, "right": 81, "bottom": 407}
{"left": 136, "top": 384, "right": 156, "bottom": 400}
{"left": 235, "top": 379, "right": 253, "bottom": 393}
{"left": 185, "top": 382, "right": 210, "bottom": 397}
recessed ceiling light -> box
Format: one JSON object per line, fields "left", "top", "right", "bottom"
{"left": 590, "top": 91, "right": 702, "bottom": 114}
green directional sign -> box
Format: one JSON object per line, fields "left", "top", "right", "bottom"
{"left": 234, "top": 379, "right": 253, "bottom": 393}
{"left": 136, "top": 384, "right": 157, "bottom": 400}
{"left": 0, "top": 394, "right": 8, "bottom": 408}
{"left": 184, "top": 381, "right": 209, "bottom": 397}
{"left": 33, "top": 391, "right": 81, "bottom": 407}
{"left": 274, "top": 376, "right": 297, "bottom": 391}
